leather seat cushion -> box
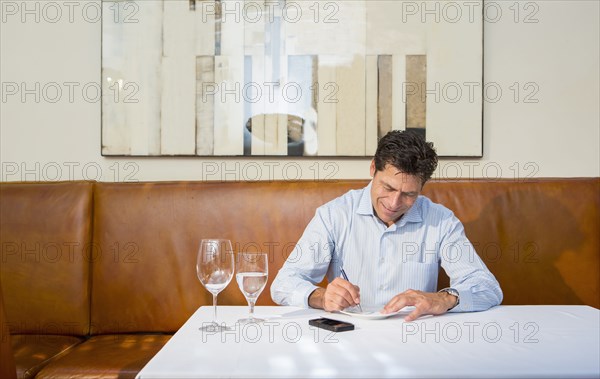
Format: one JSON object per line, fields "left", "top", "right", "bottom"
{"left": 35, "top": 334, "right": 171, "bottom": 379}
{"left": 12, "top": 334, "right": 83, "bottom": 379}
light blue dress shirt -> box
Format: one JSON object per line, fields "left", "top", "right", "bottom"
{"left": 271, "top": 182, "right": 503, "bottom": 312}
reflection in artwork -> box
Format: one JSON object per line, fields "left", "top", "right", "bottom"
{"left": 102, "top": 0, "right": 483, "bottom": 157}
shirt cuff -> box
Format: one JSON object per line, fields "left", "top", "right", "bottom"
{"left": 448, "top": 287, "right": 473, "bottom": 313}
{"left": 294, "top": 282, "right": 320, "bottom": 308}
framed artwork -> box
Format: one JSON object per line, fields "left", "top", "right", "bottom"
{"left": 102, "top": 0, "right": 483, "bottom": 157}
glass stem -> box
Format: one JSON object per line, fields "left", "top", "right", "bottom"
{"left": 248, "top": 299, "right": 256, "bottom": 320}
{"left": 212, "top": 293, "right": 218, "bottom": 324}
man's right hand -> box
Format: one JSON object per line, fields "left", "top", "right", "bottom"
{"left": 308, "top": 278, "right": 361, "bottom": 312}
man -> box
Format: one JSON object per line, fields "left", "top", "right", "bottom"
{"left": 271, "top": 130, "right": 502, "bottom": 321}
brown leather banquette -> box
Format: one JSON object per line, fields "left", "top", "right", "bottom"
{"left": 1, "top": 178, "right": 598, "bottom": 378}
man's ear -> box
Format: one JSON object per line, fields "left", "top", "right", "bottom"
{"left": 369, "top": 160, "right": 376, "bottom": 177}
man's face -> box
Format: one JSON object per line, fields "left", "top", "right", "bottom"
{"left": 369, "top": 161, "right": 423, "bottom": 226}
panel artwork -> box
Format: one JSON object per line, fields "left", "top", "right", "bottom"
{"left": 102, "top": 0, "right": 483, "bottom": 156}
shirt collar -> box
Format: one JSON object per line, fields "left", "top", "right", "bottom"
{"left": 399, "top": 197, "right": 423, "bottom": 226}
{"left": 356, "top": 181, "right": 424, "bottom": 226}
{"left": 357, "top": 181, "right": 375, "bottom": 216}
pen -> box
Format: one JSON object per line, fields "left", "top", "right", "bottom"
{"left": 340, "top": 267, "right": 363, "bottom": 312}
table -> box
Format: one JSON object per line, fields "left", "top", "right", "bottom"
{"left": 137, "top": 305, "right": 600, "bottom": 378}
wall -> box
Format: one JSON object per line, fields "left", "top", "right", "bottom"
{"left": 1, "top": 0, "right": 598, "bottom": 182}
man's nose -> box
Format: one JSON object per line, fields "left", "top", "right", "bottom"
{"left": 389, "top": 193, "right": 403, "bottom": 209}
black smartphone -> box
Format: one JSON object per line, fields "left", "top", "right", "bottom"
{"left": 309, "top": 317, "right": 355, "bottom": 332}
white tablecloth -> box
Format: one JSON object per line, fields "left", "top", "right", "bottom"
{"left": 137, "top": 305, "right": 599, "bottom": 378}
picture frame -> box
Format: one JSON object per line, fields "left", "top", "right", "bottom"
{"left": 101, "top": 0, "right": 483, "bottom": 157}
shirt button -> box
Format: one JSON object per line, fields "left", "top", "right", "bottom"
{"left": 379, "top": 285, "right": 384, "bottom": 290}
{"left": 379, "top": 258, "right": 385, "bottom": 263}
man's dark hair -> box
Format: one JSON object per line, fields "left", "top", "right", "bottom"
{"left": 373, "top": 130, "right": 438, "bottom": 184}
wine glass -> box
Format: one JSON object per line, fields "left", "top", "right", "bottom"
{"left": 236, "top": 252, "right": 268, "bottom": 324}
{"left": 196, "top": 239, "right": 234, "bottom": 332}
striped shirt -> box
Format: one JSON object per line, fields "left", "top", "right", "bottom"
{"left": 271, "top": 182, "right": 503, "bottom": 312}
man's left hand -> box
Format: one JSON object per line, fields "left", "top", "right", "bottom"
{"left": 382, "top": 289, "right": 457, "bottom": 322}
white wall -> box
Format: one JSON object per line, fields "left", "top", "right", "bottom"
{"left": 1, "top": 0, "right": 598, "bottom": 182}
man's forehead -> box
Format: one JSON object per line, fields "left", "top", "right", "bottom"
{"left": 378, "top": 168, "right": 421, "bottom": 187}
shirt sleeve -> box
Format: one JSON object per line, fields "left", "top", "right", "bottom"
{"left": 270, "top": 206, "right": 335, "bottom": 307}
{"left": 438, "top": 215, "right": 504, "bottom": 312}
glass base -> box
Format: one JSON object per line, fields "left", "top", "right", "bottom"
{"left": 199, "top": 322, "right": 234, "bottom": 332}
{"left": 237, "top": 317, "right": 265, "bottom": 324}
